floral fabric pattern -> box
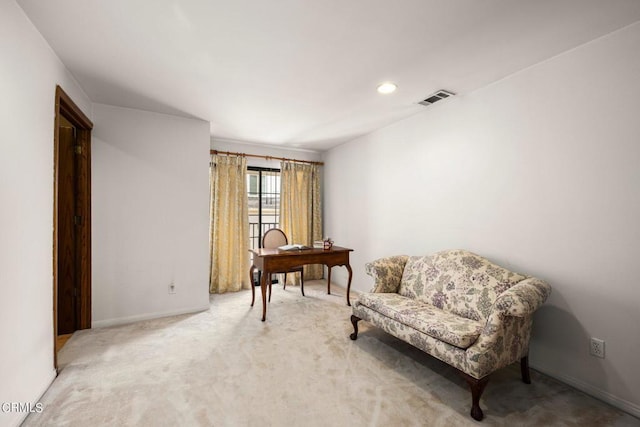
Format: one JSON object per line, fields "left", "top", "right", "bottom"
{"left": 399, "top": 250, "right": 528, "bottom": 321}
{"left": 356, "top": 293, "right": 484, "bottom": 348}
{"left": 354, "top": 249, "right": 551, "bottom": 380}
{"left": 353, "top": 303, "right": 534, "bottom": 379}
{"left": 364, "top": 256, "right": 409, "bottom": 293}
{"left": 494, "top": 278, "right": 551, "bottom": 317}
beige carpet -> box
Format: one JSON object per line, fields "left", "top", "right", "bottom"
{"left": 24, "top": 281, "right": 639, "bottom": 426}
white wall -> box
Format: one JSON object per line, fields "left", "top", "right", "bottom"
{"left": 0, "top": 1, "right": 92, "bottom": 426}
{"left": 92, "top": 104, "right": 210, "bottom": 327}
{"left": 324, "top": 22, "right": 640, "bottom": 416}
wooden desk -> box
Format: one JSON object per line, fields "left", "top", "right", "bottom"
{"left": 249, "top": 246, "right": 353, "bottom": 321}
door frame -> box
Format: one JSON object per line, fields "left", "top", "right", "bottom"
{"left": 53, "top": 85, "right": 93, "bottom": 369}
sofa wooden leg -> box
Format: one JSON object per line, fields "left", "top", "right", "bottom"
{"left": 521, "top": 355, "right": 531, "bottom": 384}
{"left": 350, "top": 315, "right": 361, "bottom": 340}
{"left": 461, "top": 373, "right": 490, "bottom": 421}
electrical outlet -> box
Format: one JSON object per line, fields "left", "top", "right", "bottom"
{"left": 168, "top": 282, "right": 176, "bottom": 294}
{"left": 590, "top": 338, "right": 605, "bottom": 358}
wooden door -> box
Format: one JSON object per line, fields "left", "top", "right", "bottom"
{"left": 57, "top": 115, "right": 78, "bottom": 334}
{"left": 53, "top": 86, "right": 93, "bottom": 367}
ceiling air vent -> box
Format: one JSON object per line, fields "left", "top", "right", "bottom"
{"left": 418, "top": 90, "right": 455, "bottom": 106}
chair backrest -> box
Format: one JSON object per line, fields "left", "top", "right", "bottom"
{"left": 262, "top": 228, "right": 288, "bottom": 249}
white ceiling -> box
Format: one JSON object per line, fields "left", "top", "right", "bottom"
{"left": 17, "top": 0, "right": 640, "bottom": 151}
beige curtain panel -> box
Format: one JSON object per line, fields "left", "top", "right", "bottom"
{"left": 280, "top": 161, "right": 323, "bottom": 284}
{"left": 209, "top": 155, "right": 249, "bottom": 293}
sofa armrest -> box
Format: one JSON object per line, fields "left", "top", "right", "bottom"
{"left": 494, "top": 278, "right": 552, "bottom": 317}
{"left": 364, "top": 255, "right": 409, "bottom": 293}
{"left": 464, "top": 278, "right": 551, "bottom": 377}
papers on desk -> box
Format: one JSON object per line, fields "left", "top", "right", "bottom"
{"left": 278, "top": 244, "right": 311, "bottom": 251}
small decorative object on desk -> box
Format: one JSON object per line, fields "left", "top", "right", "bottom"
{"left": 323, "top": 237, "right": 334, "bottom": 250}
{"left": 313, "top": 240, "right": 324, "bottom": 249}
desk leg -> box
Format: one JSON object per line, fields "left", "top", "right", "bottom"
{"left": 249, "top": 265, "right": 256, "bottom": 307}
{"left": 346, "top": 263, "right": 353, "bottom": 306}
{"left": 327, "top": 267, "right": 332, "bottom": 295}
{"left": 260, "top": 270, "right": 268, "bottom": 321}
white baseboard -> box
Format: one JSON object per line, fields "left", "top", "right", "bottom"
{"left": 92, "top": 305, "right": 211, "bottom": 328}
{"left": 10, "top": 368, "right": 57, "bottom": 427}
{"left": 532, "top": 363, "right": 640, "bottom": 419}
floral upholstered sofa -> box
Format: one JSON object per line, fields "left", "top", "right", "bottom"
{"left": 349, "top": 249, "right": 551, "bottom": 421}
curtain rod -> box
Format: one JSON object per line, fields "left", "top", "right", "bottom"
{"left": 210, "top": 150, "right": 324, "bottom": 166}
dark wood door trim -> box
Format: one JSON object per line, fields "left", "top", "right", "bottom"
{"left": 53, "top": 85, "right": 93, "bottom": 369}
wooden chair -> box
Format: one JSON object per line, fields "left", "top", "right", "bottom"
{"left": 262, "top": 228, "right": 304, "bottom": 301}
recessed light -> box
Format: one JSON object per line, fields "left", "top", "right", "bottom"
{"left": 377, "top": 82, "right": 397, "bottom": 94}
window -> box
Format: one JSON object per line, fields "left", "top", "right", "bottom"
{"left": 247, "top": 167, "right": 280, "bottom": 250}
